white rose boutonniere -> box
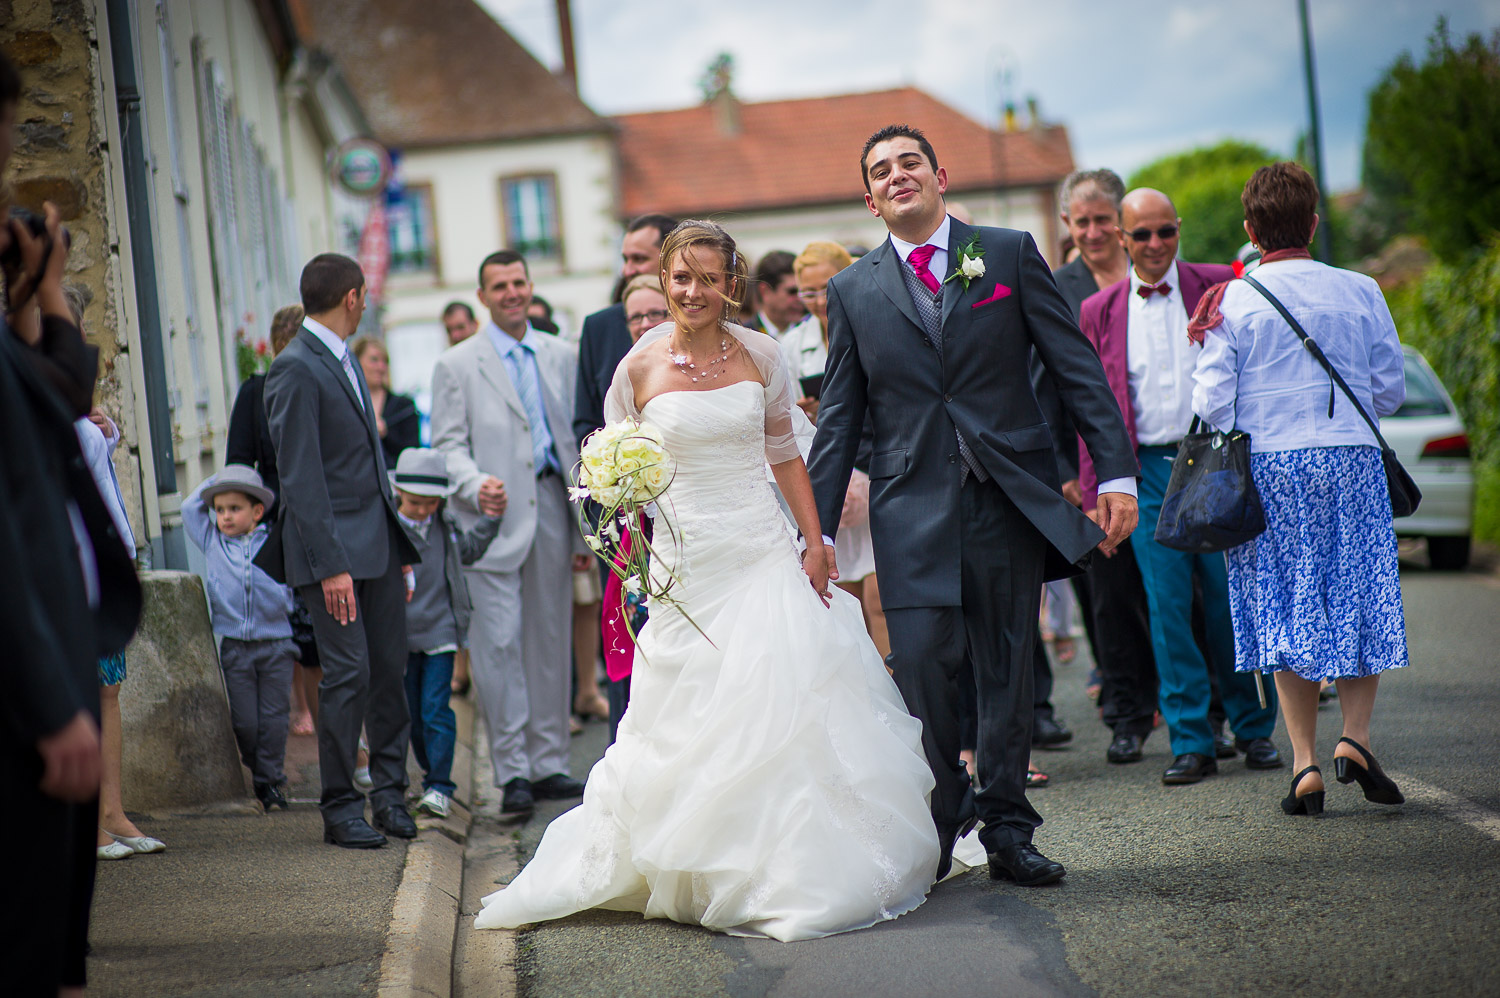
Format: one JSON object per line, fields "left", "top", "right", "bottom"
{"left": 944, "top": 232, "right": 986, "bottom": 290}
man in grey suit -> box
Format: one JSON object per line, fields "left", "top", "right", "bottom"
{"left": 807, "top": 126, "right": 1139, "bottom": 887}
{"left": 431, "top": 250, "right": 586, "bottom": 820}
{"left": 261, "top": 254, "right": 420, "bottom": 848}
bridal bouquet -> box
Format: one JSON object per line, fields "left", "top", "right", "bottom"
{"left": 571, "top": 419, "right": 706, "bottom": 644}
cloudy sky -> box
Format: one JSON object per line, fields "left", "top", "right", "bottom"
{"left": 478, "top": 0, "right": 1498, "bottom": 192}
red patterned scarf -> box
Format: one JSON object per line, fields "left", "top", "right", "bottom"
{"left": 1187, "top": 248, "right": 1313, "bottom": 342}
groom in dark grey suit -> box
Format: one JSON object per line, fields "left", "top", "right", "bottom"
{"left": 807, "top": 126, "right": 1139, "bottom": 885}
{"left": 261, "top": 254, "right": 420, "bottom": 848}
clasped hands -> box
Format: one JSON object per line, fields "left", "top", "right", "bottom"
{"left": 800, "top": 543, "right": 838, "bottom": 608}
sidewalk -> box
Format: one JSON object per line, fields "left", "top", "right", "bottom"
{"left": 87, "top": 696, "right": 479, "bottom": 997}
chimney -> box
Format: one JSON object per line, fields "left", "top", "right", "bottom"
{"left": 1026, "top": 95, "right": 1041, "bottom": 130}
{"left": 555, "top": 0, "right": 578, "bottom": 91}
{"left": 714, "top": 88, "right": 741, "bottom": 135}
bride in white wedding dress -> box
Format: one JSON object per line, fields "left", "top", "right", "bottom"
{"left": 474, "top": 221, "right": 943, "bottom": 942}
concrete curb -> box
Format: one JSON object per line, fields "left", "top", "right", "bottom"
{"left": 377, "top": 696, "right": 478, "bottom": 998}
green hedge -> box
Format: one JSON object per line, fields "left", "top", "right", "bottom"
{"left": 1386, "top": 239, "right": 1500, "bottom": 542}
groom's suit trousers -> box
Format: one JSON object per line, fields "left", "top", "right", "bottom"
{"left": 465, "top": 474, "right": 574, "bottom": 786}
{"left": 885, "top": 474, "right": 1047, "bottom": 852}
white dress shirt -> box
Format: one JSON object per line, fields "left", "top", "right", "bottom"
{"left": 1126, "top": 260, "right": 1199, "bottom": 446}
{"left": 888, "top": 214, "right": 952, "bottom": 275}
{"left": 779, "top": 314, "right": 827, "bottom": 381}
{"left": 303, "top": 317, "right": 364, "bottom": 403}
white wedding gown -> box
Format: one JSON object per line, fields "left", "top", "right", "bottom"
{"left": 474, "top": 376, "right": 943, "bottom": 941}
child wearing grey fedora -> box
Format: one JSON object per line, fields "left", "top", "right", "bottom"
{"left": 391, "top": 448, "right": 505, "bottom": 819}
{"left": 183, "top": 464, "right": 298, "bottom": 812}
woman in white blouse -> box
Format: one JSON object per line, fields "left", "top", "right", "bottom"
{"left": 1190, "top": 162, "right": 1409, "bottom": 818}
{"left": 782, "top": 241, "right": 888, "bottom": 657}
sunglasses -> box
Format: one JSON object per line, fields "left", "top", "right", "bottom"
{"left": 626, "top": 308, "right": 670, "bottom": 327}
{"left": 1126, "top": 224, "right": 1180, "bottom": 243}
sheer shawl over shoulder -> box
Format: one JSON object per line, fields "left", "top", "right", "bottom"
{"left": 603, "top": 322, "right": 808, "bottom": 464}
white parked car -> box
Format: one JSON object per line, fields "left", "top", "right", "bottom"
{"left": 1379, "top": 346, "right": 1474, "bottom": 569}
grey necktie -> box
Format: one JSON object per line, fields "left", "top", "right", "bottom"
{"left": 339, "top": 350, "right": 366, "bottom": 411}
{"left": 897, "top": 253, "right": 988, "bottom": 485}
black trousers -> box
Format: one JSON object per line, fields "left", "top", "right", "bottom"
{"left": 885, "top": 476, "right": 1046, "bottom": 852}
{"left": 299, "top": 524, "right": 411, "bottom": 826}
{"left": 1086, "top": 538, "right": 1160, "bottom": 736}
{"left": 1, "top": 748, "right": 96, "bottom": 994}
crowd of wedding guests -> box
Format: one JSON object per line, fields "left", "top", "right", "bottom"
{"left": 3, "top": 33, "right": 1412, "bottom": 987}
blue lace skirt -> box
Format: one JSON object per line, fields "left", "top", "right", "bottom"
{"left": 1225, "top": 446, "right": 1409, "bottom": 680}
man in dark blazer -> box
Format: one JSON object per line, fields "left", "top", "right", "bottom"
{"left": 572, "top": 213, "right": 678, "bottom": 449}
{"left": 807, "top": 126, "right": 1138, "bottom": 887}
{"left": 1039, "top": 170, "right": 1166, "bottom": 767}
{"left": 261, "top": 254, "right": 420, "bottom": 848}
{"left": 1, "top": 194, "right": 140, "bottom": 993}
{"left": 1076, "top": 189, "right": 1280, "bottom": 787}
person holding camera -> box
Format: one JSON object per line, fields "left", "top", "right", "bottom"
{"left": 1, "top": 47, "right": 142, "bottom": 997}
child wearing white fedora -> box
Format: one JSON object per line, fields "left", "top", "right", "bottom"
{"left": 392, "top": 448, "right": 505, "bottom": 818}
{"left": 183, "top": 464, "right": 298, "bottom": 811}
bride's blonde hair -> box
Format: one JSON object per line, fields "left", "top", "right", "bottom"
{"left": 658, "top": 219, "right": 750, "bottom": 328}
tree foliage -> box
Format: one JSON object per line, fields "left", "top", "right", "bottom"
{"left": 1127, "top": 140, "right": 1280, "bottom": 265}
{"left": 1387, "top": 238, "right": 1500, "bottom": 541}
{"left": 1364, "top": 19, "right": 1500, "bottom": 262}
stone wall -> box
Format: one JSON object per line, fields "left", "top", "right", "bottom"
{"left": 3, "top": 0, "right": 147, "bottom": 548}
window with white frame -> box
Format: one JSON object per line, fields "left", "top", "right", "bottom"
{"left": 499, "top": 174, "right": 562, "bottom": 263}
{"left": 387, "top": 183, "right": 439, "bottom": 276}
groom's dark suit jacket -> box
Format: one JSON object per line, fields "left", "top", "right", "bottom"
{"left": 807, "top": 218, "right": 1137, "bottom": 609}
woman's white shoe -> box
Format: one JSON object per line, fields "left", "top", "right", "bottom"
{"left": 111, "top": 833, "right": 166, "bottom": 854}
{"left": 96, "top": 840, "right": 135, "bottom": 861}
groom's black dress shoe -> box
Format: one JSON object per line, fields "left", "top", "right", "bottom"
{"left": 1236, "top": 738, "right": 1284, "bottom": 770}
{"left": 324, "top": 818, "right": 387, "bottom": 849}
{"left": 1162, "top": 753, "right": 1218, "bottom": 785}
{"left": 987, "top": 843, "right": 1065, "bottom": 886}
{"left": 1032, "top": 717, "right": 1073, "bottom": 749}
{"left": 934, "top": 813, "right": 979, "bottom": 883}
{"left": 532, "top": 773, "right": 586, "bottom": 800}
{"left": 1106, "top": 732, "right": 1145, "bottom": 764}
{"left": 373, "top": 804, "right": 418, "bottom": 839}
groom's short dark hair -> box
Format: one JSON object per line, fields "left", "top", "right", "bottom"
{"left": 860, "top": 125, "right": 939, "bottom": 193}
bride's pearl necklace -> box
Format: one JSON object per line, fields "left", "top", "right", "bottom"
{"left": 666, "top": 331, "right": 731, "bottom": 383}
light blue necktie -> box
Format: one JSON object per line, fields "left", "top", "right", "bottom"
{"left": 506, "top": 341, "right": 559, "bottom": 475}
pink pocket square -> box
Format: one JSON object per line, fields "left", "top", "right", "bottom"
{"left": 971, "top": 283, "right": 1012, "bottom": 308}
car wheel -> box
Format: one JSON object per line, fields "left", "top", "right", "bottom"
{"left": 1427, "top": 535, "right": 1471, "bottom": 571}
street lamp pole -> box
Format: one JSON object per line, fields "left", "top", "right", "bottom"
{"left": 1298, "top": 0, "right": 1334, "bottom": 262}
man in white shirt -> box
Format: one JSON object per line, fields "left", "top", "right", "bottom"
{"left": 1077, "top": 189, "right": 1281, "bottom": 786}
{"left": 748, "top": 250, "right": 805, "bottom": 338}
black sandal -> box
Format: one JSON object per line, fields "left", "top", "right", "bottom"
{"left": 1334, "top": 737, "right": 1404, "bottom": 805}
{"left": 1280, "top": 765, "right": 1324, "bottom": 815}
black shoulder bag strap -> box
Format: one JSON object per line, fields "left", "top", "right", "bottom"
{"left": 1241, "top": 274, "right": 1420, "bottom": 517}
{"left": 1241, "top": 275, "right": 1390, "bottom": 450}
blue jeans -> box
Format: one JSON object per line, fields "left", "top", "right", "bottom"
{"left": 404, "top": 651, "right": 457, "bottom": 795}
{"left": 1132, "top": 445, "right": 1277, "bottom": 757}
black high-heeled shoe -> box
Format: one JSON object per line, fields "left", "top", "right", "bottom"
{"left": 1333, "top": 737, "right": 1404, "bottom": 805}
{"left": 1281, "top": 765, "right": 1325, "bottom": 816}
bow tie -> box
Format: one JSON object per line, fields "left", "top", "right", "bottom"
{"left": 1137, "top": 282, "right": 1172, "bottom": 300}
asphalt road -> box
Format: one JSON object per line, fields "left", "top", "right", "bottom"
{"left": 507, "top": 550, "right": 1500, "bottom": 998}
{"left": 89, "top": 729, "right": 408, "bottom": 996}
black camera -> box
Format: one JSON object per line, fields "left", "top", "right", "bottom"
{"left": 0, "top": 206, "right": 71, "bottom": 273}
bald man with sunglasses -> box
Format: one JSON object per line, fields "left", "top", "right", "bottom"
{"left": 1076, "top": 189, "right": 1282, "bottom": 787}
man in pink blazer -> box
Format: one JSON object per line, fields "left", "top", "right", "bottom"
{"left": 1077, "top": 189, "right": 1281, "bottom": 787}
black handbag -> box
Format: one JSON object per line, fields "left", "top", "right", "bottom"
{"left": 1243, "top": 276, "right": 1421, "bottom": 518}
{"left": 1154, "top": 416, "right": 1266, "bottom": 552}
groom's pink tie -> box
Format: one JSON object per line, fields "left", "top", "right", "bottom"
{"left": 908, "top": 244, "right": 942, "bottom": 295}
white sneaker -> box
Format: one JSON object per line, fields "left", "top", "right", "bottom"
{"left": 417, "top": 788, "right": 451, "bottom": 818}
{"left": 354, "top": 765, "right": 373, "bottom": 791}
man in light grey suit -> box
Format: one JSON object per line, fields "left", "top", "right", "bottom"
{"left": 431, "top": 250, "right": 586, "bottom": 819}
{"left": 259, "top": 254, "right": 421, "bottom": 848}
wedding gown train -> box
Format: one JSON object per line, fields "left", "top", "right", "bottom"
{"left": 474, "top": 378, "right": 943, "bottom": 941}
